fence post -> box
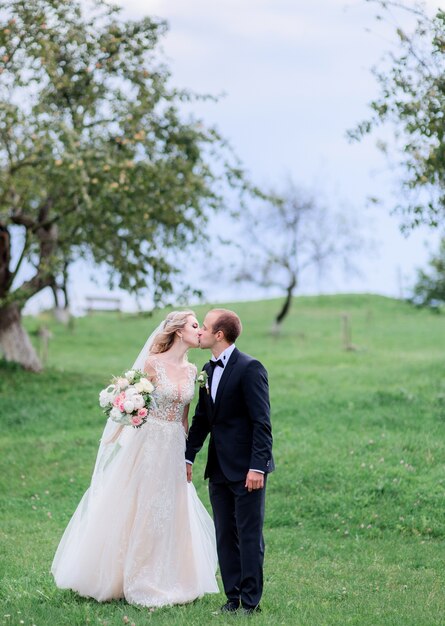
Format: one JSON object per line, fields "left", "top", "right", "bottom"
{"left": 341, "top": 313, "right": 352, "bottom": 351}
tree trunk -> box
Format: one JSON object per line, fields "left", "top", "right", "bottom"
{"left": 62, "top": 261, "right": 70, "bottom": 309}
{"left": 0, "top": 302, "right": 42, "bottom": 372}
{"left": 272, "top": 274, "right": 297, "bottom": 335}
{"left": 50, "top": 282, "right": 61, "bottom": 308}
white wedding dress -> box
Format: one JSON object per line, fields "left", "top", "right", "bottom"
{"left": 51, "top": 358, "right": 219, "bottom": 607}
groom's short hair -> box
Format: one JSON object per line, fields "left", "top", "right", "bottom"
{"left": 210, "top": 309, "right": 242, "bottom": 344}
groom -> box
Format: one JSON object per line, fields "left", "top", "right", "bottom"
{"left": 185, "top": 308, "right": 274, "bottom": 614}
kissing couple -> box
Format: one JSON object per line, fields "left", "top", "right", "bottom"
{"left": 52, "top": 308, "right": 274, "bottom": 615}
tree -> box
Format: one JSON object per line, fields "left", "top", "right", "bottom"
{"left": 229, "top": 181, "right": 363, "bottom": 333}
{"left": 0, "top": 0, "right": 246, "bottom": 371}
{"left": 349, "top": 2, "right": 445, "bottom": 231}
{"left": 411, "top": 238, "right": 445, "bottom": 309}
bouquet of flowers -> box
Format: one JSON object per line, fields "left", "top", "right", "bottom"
{"left": 99, "top": 369, "right": 155, "bottom": 428}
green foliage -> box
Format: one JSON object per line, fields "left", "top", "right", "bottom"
{"left": 1, "top": 294, "right": 445, "bottom": 624}
{"left": 411, "top": 237, "right": 445, "bottom": 309}
{"left": 0, "top": 0, "right": 245, "bottom": 309}
{"left": 349, "top": 2, "right": 445, "bottom": 230}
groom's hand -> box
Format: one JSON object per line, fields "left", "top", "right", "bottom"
{"left": 186, "top": 463, "right": 193, "bottom": 483}
{"left": 245, "top": 470, "right": 264, "bottom": 492}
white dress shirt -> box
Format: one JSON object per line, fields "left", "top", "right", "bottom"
{"left": 210, "top": 344, "right": 236, "bottom": 401}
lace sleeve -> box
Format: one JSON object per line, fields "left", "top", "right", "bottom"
{"left": 190, "top": 363, "right": 198, "bottom": 382}
{"left": 143, "top": 355, "right": 157, "bottom": 379}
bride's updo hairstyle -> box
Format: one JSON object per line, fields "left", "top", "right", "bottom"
{"left": 149, "top": 310, "right": 196, "bottom": 354}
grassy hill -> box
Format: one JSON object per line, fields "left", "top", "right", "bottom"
{"left": 1, "top": 294, "right": 444, "bottom": 625}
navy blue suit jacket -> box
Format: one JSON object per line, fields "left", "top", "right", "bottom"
{"left": 186, "top": 347, "right": 274, "bottom": 482}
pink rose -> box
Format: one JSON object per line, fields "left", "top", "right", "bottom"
{"left": 113, "top": 391, "right": 126, "bottom": 407}
{"left": 131, "top": 416, "right": 143, "bottom": 426}
{"left": 138, "top": 408, "right": 148, "bottom": 417}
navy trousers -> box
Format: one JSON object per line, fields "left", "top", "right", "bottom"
{"left": 209, "top": 477, "right": 266, "bottom": 609}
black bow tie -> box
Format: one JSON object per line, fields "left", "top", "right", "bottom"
{"left": 209, "top": 359, "right": 224, "bottom": 370}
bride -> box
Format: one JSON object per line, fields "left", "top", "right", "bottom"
{"left": 51, "top": 310, "right": 219, "bottom": 607}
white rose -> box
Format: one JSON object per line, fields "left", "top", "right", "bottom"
{"left": 99, "top": 390, "right": 113, "bottom": 408}
{"left": 125, "top": 370, "right": 136, "bottom": 382}
{"left": 123, "top": 400, "right": 135, "bottom": 413}
{"left": 110, "top": 407, "right": 123, "bottom": 420}
{"left": 134, "top": 382, "right": 144, "bottom": 393}
{"left": 124, "top": 386, "right": 137, "bottom": 397}
{"left": 133, "top": 394, "right": 144, "bottom": 410}
{"left": 140, "top": 378, "right": 154, "bottom": 393}
{"left": 117, "top": 377, "right": 129, "bottom": 390}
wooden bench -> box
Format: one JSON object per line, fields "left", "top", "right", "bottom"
{"left": 85, "top": 295, "right": 122, "bottom": 313}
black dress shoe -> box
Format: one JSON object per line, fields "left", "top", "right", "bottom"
{"left": 220, "top": 601, "right": 240, "bottom": 613}
{"left": 239, "top": 604, "right": 261, "bottom": 615}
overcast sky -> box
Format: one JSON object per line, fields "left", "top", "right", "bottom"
{"left": 24, "top": 0, "right": 443, "bottom": 313}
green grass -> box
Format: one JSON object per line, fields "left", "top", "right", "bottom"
{"left": 1, "top": 294, "right": 445, "bottom": 625}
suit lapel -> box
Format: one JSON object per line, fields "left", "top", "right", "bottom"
{"left": 213, "top": 347, "right": 239, "bottom": 417}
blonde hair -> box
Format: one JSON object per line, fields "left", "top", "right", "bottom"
{"left": 149, "top": 310, "right": 196, "bottom": 354}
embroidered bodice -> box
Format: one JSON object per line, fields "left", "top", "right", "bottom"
{"left": 146, "top": 357, "right": 196, "bottom": 423}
